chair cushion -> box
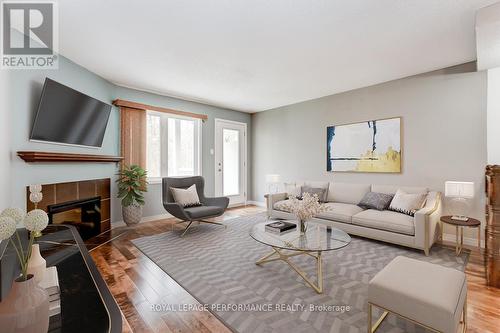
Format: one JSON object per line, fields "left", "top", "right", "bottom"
{"left": 327, "top": 182, "right": 371, "bottom": 204}
{"left": 183, "top": 205, "right": 224, "bottom": 219}
{"left": 317, "top": 202, "right": 364, "bottom": 223}
{"left": 352, "top": 209, "right": 415, "bottom": 235}
{"left": 368, "top": 256, "right": 467, "bottom": 333}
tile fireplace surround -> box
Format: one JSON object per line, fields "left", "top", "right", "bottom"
{"left": 26, "top": 178, "right": 111, "bottom": 236}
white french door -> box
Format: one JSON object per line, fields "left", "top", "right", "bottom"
{"left": 215, "top": 119, "right": 247, "bottom": 206}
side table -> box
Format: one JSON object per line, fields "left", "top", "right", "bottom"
{"left": 440, "top": 215, "right": 481, "bottom": 256}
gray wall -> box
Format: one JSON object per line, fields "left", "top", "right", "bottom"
{"left": 0, "top": 70, "right": 11, "bottom": 209}
{"left": 252, "top": 64, "right": 487, "bottom": 229}
{"left": 113, "top": 86, "right": 252, "bottom": 220}
{"left": 7, "top": 55, "right": 251, "bottom": 223}
{"left": 8, "top": 56, "right": 120, "bottom": 217}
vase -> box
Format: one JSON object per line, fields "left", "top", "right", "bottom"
{"left": 27, "top": 244, "right": 46, "bottom": 283}
{"left": 299, "top": 219, "right": 308, "bottom": 234}
{"left": 0, "top": 275, "right": 49, "bottom": 333}
{"left": 122, "top": 204, "right": 143, "bottom": 226}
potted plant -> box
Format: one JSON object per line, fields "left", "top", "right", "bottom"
{"left": 116, "top": 165, "right": 148, "bottom": 226}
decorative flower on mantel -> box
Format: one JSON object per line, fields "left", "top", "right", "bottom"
{"left": 29, "top": 184, "right": 42, "bottom": 193}
{"left": 29, "top": 184, "right": 43, "bottom": 208}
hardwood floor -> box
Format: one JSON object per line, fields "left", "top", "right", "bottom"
{"left": 86, "top": 206, "right": 500, "bottom": 333}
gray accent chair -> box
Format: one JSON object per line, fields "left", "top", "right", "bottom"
{"left": 162, "top": 176, "right": 229, "bottom": 236}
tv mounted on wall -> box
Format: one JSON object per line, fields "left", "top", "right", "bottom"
{"left": 30, "top": 78, "right": 112, "bottom": 148}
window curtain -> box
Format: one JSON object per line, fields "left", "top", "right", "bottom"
{"left": 119, "top": 106, "right": 146, "bottom": 169}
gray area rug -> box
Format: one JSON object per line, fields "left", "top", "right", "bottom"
{"left": 132, "top": 214, "right": 468, "bottom": 333}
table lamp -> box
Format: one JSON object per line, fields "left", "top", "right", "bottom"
{"left": 265, "top": 174, "right": 281, "bottom": 194}
{"left": 445, "top": 181, "right": 474, "bottom": 221}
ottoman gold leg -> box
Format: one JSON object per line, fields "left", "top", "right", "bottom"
{"left": 367, "top": 303, "right": 372, "bottom": 333}
{"left": 368, "top": 302, "right": 388, "bottom": 332}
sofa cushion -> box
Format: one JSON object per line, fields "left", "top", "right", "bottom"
{"left": 327, "top": 182, "right": 371, "bottom": 204}
{"left": 368, "top": 256, "right": 467, "bottom": 333}
{"left": 304, "top": 181, "right": 329, "bottom": 190}
{"left": 352, "top": 209, "right": 415, "bottom": 235}
{"left": 371, "top": 184, "right": 428, "bottom": 195}
{"left": 274, "top": 199, "right": 293, "bottom": 213}
{"left": 317, "top": 202, "right": 364, "bottom": 223}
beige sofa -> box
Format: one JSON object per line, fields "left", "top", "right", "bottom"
{"left": 266, "top": 182, "right": 442, "bottom": 255}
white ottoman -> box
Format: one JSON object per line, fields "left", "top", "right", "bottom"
{"left": 367, "top": 256, "right": 467, "bottom": 333}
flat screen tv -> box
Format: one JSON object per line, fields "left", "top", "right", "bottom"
{"left": 30, "top": 78, "right": 112, "bottom": 148}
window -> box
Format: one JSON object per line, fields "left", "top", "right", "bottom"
{"left": 146, "top": 111, "right": 201, "bottom": 181}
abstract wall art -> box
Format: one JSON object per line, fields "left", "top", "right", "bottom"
{"left": 326, "top": 117, "right": 401, "bottom": 173}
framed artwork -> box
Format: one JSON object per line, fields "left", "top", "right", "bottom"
{"left": 326, "top": 117, "right": 401, "bottom": 173}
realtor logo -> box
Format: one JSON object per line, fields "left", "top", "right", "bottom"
{"left": 1, "top": 1, "right": 58, "bottom": 69}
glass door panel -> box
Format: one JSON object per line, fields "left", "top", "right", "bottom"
{"left": 223, "top": 128, "right": 240, "bottom": 196}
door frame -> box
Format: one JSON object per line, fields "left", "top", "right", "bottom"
{"left": 214, "top": 118, "right": 247, "bottom": 206}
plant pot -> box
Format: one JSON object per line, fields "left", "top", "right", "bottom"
{"left": 0, "top": 275, "right": 49, "bottom": 333}
{"left": 122, "top": 204, "right": 143, "bottom": 225}
{"left": 27, "top": 244, "right": 46, "bottom": 283}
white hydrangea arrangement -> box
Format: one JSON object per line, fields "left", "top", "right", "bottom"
{"left": 287, "top": 192, "right": 327, "bottom": 233}
{"left": 0, "top": 207, "right": 49, "bottom": 281}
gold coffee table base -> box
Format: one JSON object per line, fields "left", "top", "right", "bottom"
{"left": 256, "top": 247, "right": 323, "bottom": 293}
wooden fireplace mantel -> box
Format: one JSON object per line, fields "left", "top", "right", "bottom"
{"left": 17, "top": 151, "right": 124, "bottom": 163}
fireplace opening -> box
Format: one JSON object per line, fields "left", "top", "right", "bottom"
{"left": 47, "top": 197, "right": 101, "bottom": 240}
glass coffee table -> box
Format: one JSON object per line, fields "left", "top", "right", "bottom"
{"left": 250, "top": 220, "right": 351, "bottom": 293}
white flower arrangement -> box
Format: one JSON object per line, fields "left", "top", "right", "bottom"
{"left": 288, "top": 192, "right": 328, "bottom": 223}
{"left": 24, "top": 209, "right": 49, "bottom": 232}
{"left": 0, "top": 217, "right": 17, "bottom": 240}
{"left": 0, "top": 207, "right": 25, "bottom": 224}
{"left": 0, "top": 207, "right": 49, "bottom": 281}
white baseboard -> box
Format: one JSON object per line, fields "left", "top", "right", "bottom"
{"left": 247, "top": 201, "right": 266, "bottom": 207}
{"left": 112, "top": 212, "right": 172, "bottom": 228}
{"left": 442, "top": 233, "right": 483, "bottom": 248}
{"left": 112, "top": 202, "right": 265, "bottom": 228}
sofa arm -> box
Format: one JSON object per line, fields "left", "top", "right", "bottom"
{"left": 265, "top": 192, "right": 288, "bottom": 216}
{"left": 414, "top": 191, "right": 442, "bottom": 255}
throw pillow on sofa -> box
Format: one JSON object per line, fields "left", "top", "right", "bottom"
{"left": 358, "top": 192, "right": 394, "bottom": 211}
{"left": 388, "top": 189, "right": 426, "bottom": 216}
{"left": 170, "top": 184, "right": 202, "bottom": 207}
{"left": 300, "top": 186, "right": 327, "bottom": 202}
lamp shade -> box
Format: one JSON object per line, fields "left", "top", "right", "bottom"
{"left": 265, "top": 174, "right": 281, "bottom": 184}
{"left": 445, "top": 181, "right": 474, "bottom": 198}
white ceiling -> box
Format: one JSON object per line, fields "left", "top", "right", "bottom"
{"left": 58, "top": 0, "right": 497, "bottom": 112}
